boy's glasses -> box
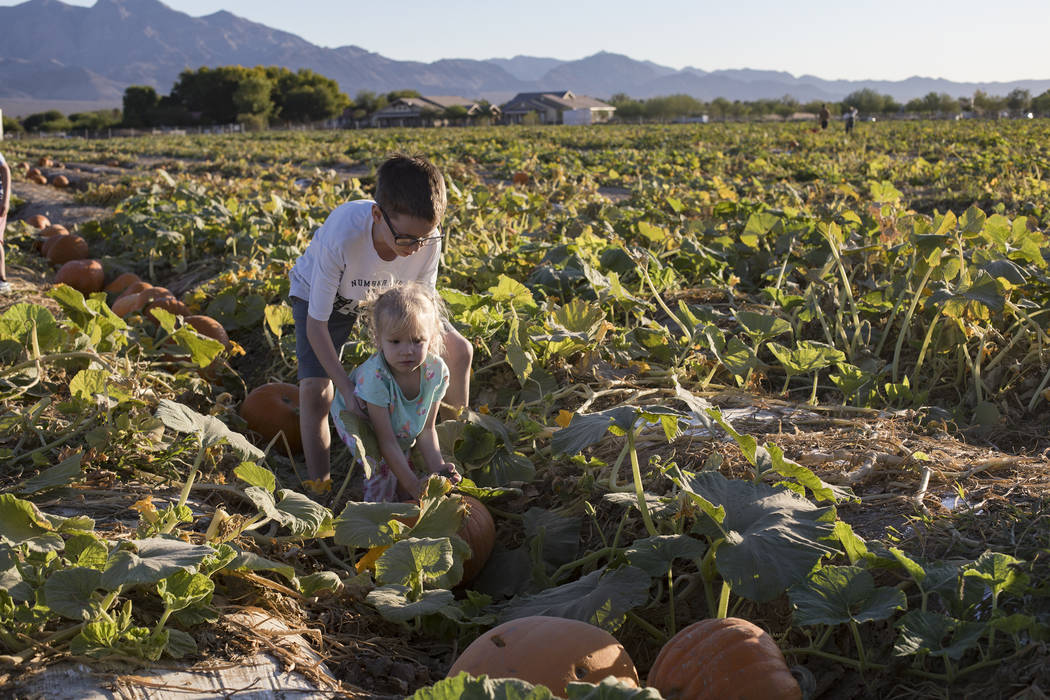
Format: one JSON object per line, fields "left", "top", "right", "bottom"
{"left": 379, "top": 206, "right": 444, "bottom": 247}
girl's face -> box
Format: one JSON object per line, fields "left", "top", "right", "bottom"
{"left": 378, "top": 316, "right": 433, "bottom": 376}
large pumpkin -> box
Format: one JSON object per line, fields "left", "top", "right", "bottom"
{"left": 646, "top": 617, "right": 801, "bottom": 700}
{"left": 111, "top": 292, "right": 147, "bottom": 318}
{"left": 27, "top": 214, "right": 50, "bottom": 229}
{"left": 185, "top": 315, "right": 230, "bottom": 350}
{"left": 458, "top": 494, "right": 495, "bottom": 584}
{"left": 55, "top": 259, "right": 104, "bottom": 295}
{"left": 240, "top": 383, "right": 302, "bottom": 454}
{"left": 46, "top": 234, "right": 89, "bottom": 265}
{"left": 447, "top": 616, "right": 639, "bottom": 695}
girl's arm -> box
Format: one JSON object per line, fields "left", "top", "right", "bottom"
{"left": 365, "top": 400, "right": 421, "bottom": 498}
{"left": 415, "top": 400, "right": 460, "bottom": 484}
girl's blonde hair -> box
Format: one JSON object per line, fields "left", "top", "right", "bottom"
{"left": 363, "top": 282, "right": 446, "bottom": 356}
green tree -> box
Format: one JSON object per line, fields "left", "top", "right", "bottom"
{"left": 1032, "top": 90, "right": 1050, "bottom": 116}
{"left": 442, "top": 105, "right": 469, "bottom": 124}
{"left": 233, "top": 72, "right": 274, "bottom": 125}
{"left": 273, "top": 68, "right": 349, "bottom": 122}
{"left": 22, "top": 110, "right": 72, "bottom": 132}
{"left": 123, "top": 85, "right": 159, "bottom": 127}
{"left": 70, "top": 109, "right": 121, "bottom": 131}
{"left": 972, "top": 90, "right": 1005, "bottom": 116}
{"left": 841, "top": 88, "right": 896, "bottom": 114}
{"left": 2, "top": 114, "right": 24, "bottom": 134}
{"left": 1005, "top": 88, "right": 1031, "bottom": 115}
{"left": 710, "top": 97, "right": 730, "bottom": 121}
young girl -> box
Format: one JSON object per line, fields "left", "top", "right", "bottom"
{"left": 330, "top": 282, "right": 461, "bottom": 501}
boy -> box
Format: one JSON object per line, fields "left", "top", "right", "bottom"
{"left": 0, "top": 151, "right": 10, "bottom": 294}
{"left": 288, "top": 153, "right": 472, "bottom": 486}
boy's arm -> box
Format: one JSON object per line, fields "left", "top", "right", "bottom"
{"left": 305, "top": 315, "right": 355, "bottom": 401}
{"left": 0, "top": 161, "right": 10, "bottom": 213}
{"left": 365, "top": 401, "right": 421, "bottom": 498}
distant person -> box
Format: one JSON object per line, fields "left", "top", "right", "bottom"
{"left": 819, "top": 104, "right": 831, "bottom": 130}
{"left": 0, "top": 151, "right": 10, "bottom": 294}
{"left": 288, "top": 153, "right": 473, "bottom": 492}
{"left": 844, "top": 105, "right": 858, "bottom": 135}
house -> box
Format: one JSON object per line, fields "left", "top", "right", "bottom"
{"left": 501, "top": 91, "right": 615, "bottom": 125}
{"left": 370, "top": 96, "right": 499, "bottom": 128}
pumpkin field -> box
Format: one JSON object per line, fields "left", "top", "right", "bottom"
{"left": 1, "top": 120, "right": 1049, "bottom": 699}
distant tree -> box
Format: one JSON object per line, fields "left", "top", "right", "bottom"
{"left": 22, "top": 110, "right": 72, "bottom": 132}
{"left": 386, "top": 89, "right": 422, "bottom": 102}
{"left": 442, "top": 105, "right": 469, "bottom": 124}
{"left": 709, "top": 97, "right": 730, "bottom": 121}
{"left": 123, "top": 85, "right": 159, "bottom": 127}
{"left": 609, "top": 93, "right": 645, "bottom": 121}
{"left": 972, "top": 90, "right": 1006, "bottom": 116}
{"left": 69, "top": 109, "right": 121, "bottom": 131}
{"left": 841, "top": 88, "right": 895, "bottom": 115}
{"left": 233, "top": 72, "right": 274, "bottom": 124}
{"left": 1005, "top": 88, "right": 1032, "bottom": 115}
{"left": 1032, "top": 89, "right": 1050, "bottom": 116}
{"left": 273, "top": 68, "right": 348, "bottom": 122}
{"left": 3, "top": 114, "right": 25, "bottom": 134}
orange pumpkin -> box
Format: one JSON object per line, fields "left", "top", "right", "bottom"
{"left": 447, "top": 616, "right": 639, "bottom": 695}
{"left": 458, "top": 494, "right": 495, "bottom": 584}
{"left": 27, "top": 167, "right": 42, "bottom": 179}
{"left": 145, "top": 295, "right": 191, "bottom": 321}
{"left": 30, "top": 173, "right": 48, "bottom": 185}
{"left": 37, "top": 156, "right": 53, "bottom": 167}
{"left": 51, "top": 175, "right": 69, "bottom": 188}
{"left": 54, "top": 259, "right": 104, "bottom": 295}
{"left": 184, "top": 315, "right": 230, "bottom": 350}
{"left": 137, "top": 286, "right": 173, "bottom": 305}
{"left": 646, "top": 617, "right": 801, "bottom": 700}
{"left": 240, "top": 383, "right": 302, "bottom": 454}
{"left": 27, "top": 214, "right": 50, "bottom": 229}
{"left": 111, "top": 292, "right": 147, "bottom": 318}
{"left": 512, "top": 171, "right": 530, "bottom": 186}
{"left": 37, "top": 224, "right": 70, "bottom": 252}
{"left": 118, "top": 280, "right": 153, "bottom": 299}
{"left": 46, "top": 235, "right": 89, "bottom": 265}
{"left": 104, "top": 272, "right": 141, "bottom": 295}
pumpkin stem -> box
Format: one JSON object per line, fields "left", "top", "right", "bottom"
{"left": 716, "top": 580, "right": 731, "bottom": 619}
{"left": 627, "top": 427, "right": 658, "bottom": 537}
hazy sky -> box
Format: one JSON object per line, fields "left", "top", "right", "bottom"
{"left": 6, "top": 0, "right": 1049, "bottom": 83}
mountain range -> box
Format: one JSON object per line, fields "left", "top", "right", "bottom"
{"left": 3, "top": 0, "right": 1050, "bottom": 117}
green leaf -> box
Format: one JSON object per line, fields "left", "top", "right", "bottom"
{"left": 623, "top": 535, "right": 706, "bottom": 577}
{"left": 367, "top": 584, "right": 456, "bottom": 622}
{"left": 264, "top": 302, "right": 294, "bottom": 338}
{"left": 299, "top": 571, "right": 343, "bottom": 597}
{"left": 155, "top": 399, "right": 264, "bottom": 459}
{"left": 233, "top": 462, "right": 276, "bottom": 493}
{"left": 894, "top": 610, "right": 985, "bottom": 660}
{"left": 69, "top": 369, "right": 133, "bottom": 404}
{"left": 637, "top": 221, "right": 668, "bottom": 243}
{"left": 333, "top": 501, "right": 418, "bottom": 549}
{"left": 165, "top": 628, "right": 198, "bottom": 658}
{"left": 375, "top": 537, "right": 456, "bottom": 591}
{"left": 567, "top": 679, "right": 666, "bottom": 700}
{"left": 767, "top": 443, "right": 848, "bottom": 503}
{"left": 229, "top": 550, "right": 297, "bottom": 583}
{"left": 735, "top": 310, "right": 791, "bottom": 344}
{"left": 683, "top": 471, "right": 837, "bottom": 602}
{"left": 962, "top": 550, "right": 1029, "bottom": 597}
{"left": 170, "top": 326, "right": 224, "bottom": 368}
{"left": 43, "top": 567, "right": 102, "bottom": 620}
{"left": 0, "top": 494, "right": 55, "bottom": 544}
{"left": 101, "top": 538, "right": 214, "bottom": 590}
{"left": 551, "top": 406, "right": 638, "bottom": 455}
{"left": 0, "top": 303, "right": 63, "bottom": 353}
{"left": 489, "top": 275, "right": 537, "bottom": 309}
{"left": 274, "top": 489, "right": 333, "bottom": 538}
{"left": 411, "top": 672, "right": 555, "bottom": 700}
{"left": 790, "top": 565, "right": 906, "bottom": 626}
{"left": 499, "top": 566, "right": 651, "bottom": 633}
{"left": 16, "top": 452, "right": 83, "bottom": 494}
{"left": 157, "top": 570, "right": 214, "bottom": 612}
{"left": 768, "top": 340, "right": 845, "bottom": 375}
{"left": 832, "top": 522, "right": 869, "bottom": 565}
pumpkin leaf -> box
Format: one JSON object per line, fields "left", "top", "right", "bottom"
{"left": 157, "top": 570, "right": 214, "bottom": 613}
{"left": 233, "top": 461, "right": 276, "bottom": 493}
{"left": 0, "top": 493, "right": 56, "bottom": 544}
{"left": 682, "top": 471, "right": 837, "bottom": 602}
{"left": 298, "top": 571, "right": 344, "bottom": 597}
{"left": 789, "top": 565, "right": 907, "bottom": 626}
{"left": 523, "top": 508, "right": 581, "bottom": 568}
{"left": 69, "top": 369, "right": 133, "bottom": 404}
{"left": 498, "top": 565, "right": 651, "bottom": 633}
{"left": 274, "top": 489, "right": 333, "bottom": 538}
{"left": 100, "top": 538, "right": 214, "bottom": 590}
{"left": 551, "top": 406, "right": 638, "bottom": 455}
{"left": 567, "top": 678, "right": 667, "bottom": 699}
{"left": 375, "top": 537, "right": 456, "bottom": 593}
{"left": 43, "top": 567, "right": 102, "bottom": 620}
{"left": 624, "top": 535, "right": 707, "bottom": 577}
{"left": 411, "top": 672, "right": 555, "bottom": 700}
{"left": 170, "top": 326, "right": 224, "bottom": 368}
{"left": 962, "top": 550, "right": 1029, "bottom": 598}
{"left": 333, "top": 501, "right": 419, "bottom": 549}
{"left": 894, "top": 610, "right": 986, "bottom": 660}
{"left": 229, "top": 550, "right": 297, "bottom": 583}
{"left": 155, "top": 399, "right": 263, "bottom": 459}
{"left": 15, "top": 452, "right": 83, "bottom": 494}
{"left": 368, "top": 584, "right": 456, "bottom": 623}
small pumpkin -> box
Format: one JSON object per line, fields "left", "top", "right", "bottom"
{"left": 145, "top": 295, "right": 191, "bottom": 321}
{"left": 46, "top": 234, "right": 89, "bottom": 265}
{"left": 37, "top": 156, "right": 53, "bottom": 167}
{"left": 118, "top": 280, "right": 153, "bottom": 299}
{"left": 240, "top": 383, "right": 302, "bottom": 454}
{"left": 30, "top": 173, "right": 48, "bottom": 185}
{"left": 54, "top": 259, "right": 104, "bottom": 295}
{"left": 27, "top": 167, "right": 42, "bottom": 179}
{"left": 512, "top": 171, "right": 530, "bottom": 186}
{"left": 447, "top": 616, "right": 639, "bottom": 695}
{"left": 104, "top": 272, "right": 141, "bottom": 295}
{"left": 137, "top": 286, "right": 173, "bottom": 305}
{"left": 184, "top": 315, "right": 230, "bottom": 350}
{"left": 646, "top": 617, "right": 801, "bottom": 700}
{"left": 111, "top": 292, "right": 147, "bottom": 318}
{"left": 51, "top": 175, "right": 69, "bottom": 188}
{"left": 27, "top": 214, "right": 50, "bottom": 229}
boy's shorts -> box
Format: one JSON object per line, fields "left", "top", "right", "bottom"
{"left": 290, "top": 296, "right": 358, "bottom": 381}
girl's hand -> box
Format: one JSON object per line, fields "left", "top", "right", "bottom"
{"left": 436, "top": 463, "right": 462, "bottom": 485}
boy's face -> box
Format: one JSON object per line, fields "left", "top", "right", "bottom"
{"left": 371, "top": 205, "right": 440, "bottom": 260}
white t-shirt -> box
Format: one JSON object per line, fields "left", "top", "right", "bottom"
{"left": 288, "top": 199, "right": 440, "bottom": 322}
